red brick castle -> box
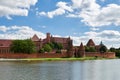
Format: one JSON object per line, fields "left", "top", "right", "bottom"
{"left": 0, "top": 33, "right": 115, "bottom": 58}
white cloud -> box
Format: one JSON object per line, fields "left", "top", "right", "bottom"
{"left": 67, "top": 30, "right": 120, "bottom": 48}
{"left": 38, "top": 0, "right": 120, "bottom": 29}
{"left": 0, "top": 26, "right": 10, "bottom": 32}
{"left": 38, "top": 1, "right": 73, "bottom": 18}
{"left": 70, "top": 0, "right": 120, "bottom": 28}
{"left": 0, "top": 25, "right": 45, "bottom": 39}
{"left": 0, "top": 0, "right": 38, "bottom": 19}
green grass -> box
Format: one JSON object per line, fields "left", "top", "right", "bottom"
{"left": 20, "top": 57, "right": 108, "bottom": 61}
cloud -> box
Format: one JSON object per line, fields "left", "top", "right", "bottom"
{"left": 69, "top": 0, "right": 120, "bottom": 28}
{"left": 84, "top": 30, "right": 120, "bottom": 48}
{"left": 38, "top": 0, "right": 120, "bottom": 28}
{"left": 0, "top": 25, "right": 45, "bottom": 39}
{"left": 68, "top": 30, "right": 120, "bottom": 48}
{"left": 0, "top": 0, "right": 38, "bottom": 19}
{"left": 37, "top": 1, "right": 73, "bottom": 18}
{"left": 0, "top": 26, "right": 10, "bottom": 32}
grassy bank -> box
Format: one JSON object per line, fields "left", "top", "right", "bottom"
{"left": 0, "top": 57, "right": 114, "bottom": 62}
{"left": 21, "top": 57, "right": 107, "bottom": 61}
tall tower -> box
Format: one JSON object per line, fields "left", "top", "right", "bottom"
{"left": 78, "top": 42, "right": 85, "bottom": 57}
{"left": 46, "top": 33, "right": 51, "bottom": 43}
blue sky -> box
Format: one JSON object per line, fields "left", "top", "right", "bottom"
{"left": 0, "top": 0, "right": 120, "bottom": 48}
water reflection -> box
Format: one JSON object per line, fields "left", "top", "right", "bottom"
{"left": 0, "top": 60, "right": 120, "bottom": 80}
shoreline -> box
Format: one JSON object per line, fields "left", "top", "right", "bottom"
{"left": 0, "top": 57, "right": 115, "bottom": 62}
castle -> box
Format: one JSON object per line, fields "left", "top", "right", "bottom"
{"left": 0, "top": 33, "right": 73, "bottom": 54}
{"left": 0, "top": 33, "right": 115, "bottom": 58}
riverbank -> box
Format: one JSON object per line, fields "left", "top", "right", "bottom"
{"left": 0, "top": 57, "right": 115, "bottom": 62}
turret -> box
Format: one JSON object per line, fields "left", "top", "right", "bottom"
{"left": 78, "top": 42, "right": 85, "bottom": 57}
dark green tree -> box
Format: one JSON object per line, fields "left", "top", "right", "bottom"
{"left": 110, "top": 47, "right": 116, "bottom": 52}
{"left": 99, "top": 41, "right": 107, "bottom": 53}
{"left": 99, "top": 45, "right": 107, "bottom": 53}
{"left": 10, "top": 39, "right": 36, "bottom": 54}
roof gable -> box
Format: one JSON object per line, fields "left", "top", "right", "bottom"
{"left": 31, "top": 34, "right": 39, "bottom": 41}
{"left": 86, "top": 39, "right": 95, "bottom": 47}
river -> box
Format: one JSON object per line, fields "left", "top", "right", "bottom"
{"left": 0, "top": 59, "right": 119, "bottom": 80}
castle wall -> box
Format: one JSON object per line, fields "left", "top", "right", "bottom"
{"left": 0, "top": 52, "right": 73, "bottom": 58}
{"left": 85, "top": 52, "right": 115, "bottom": 58}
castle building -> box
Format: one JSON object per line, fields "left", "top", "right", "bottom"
{"left": 0, "top": 39, "right": 12, "bottom": 53}
{"left": 75, "top": 39, "right": 115, "bottom": 58}
{"left": 0, "top": 33, "right": 115, "bottom": 58}
{"left": 0, "top": 33, "right": 73, "bottom": 53}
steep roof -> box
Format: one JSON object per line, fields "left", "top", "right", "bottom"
{"left": 86, "top": 39, "right": 95, "bottom": 47}
{"left": 31, "top": 34, "right": 39, "bottom": 41}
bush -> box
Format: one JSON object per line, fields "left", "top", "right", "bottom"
{"left": 99, "top": 45, "right": 107, "bottom": 53}
{"left": 39, "top": 48, "right": 45, "bottom": 53}
{"left": 43, "top": 44, "right": 52, "bottom": 52}
{"left": 56, "top": 50, "right": 61, "bottom": 53}
{"left": 85, "top": 46, "right": 96, "bottom": 52}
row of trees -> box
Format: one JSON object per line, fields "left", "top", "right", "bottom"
{"left": 10, "top": 39, "right": 64, "bottom": 54}
{"left": 85, "top": 45, "right": 107, "bottom": 53}
{"left": 109, "top": 47, "right": 120, "bottom": 57}
{"left": 39, "top": 42, "right": 63, "bottom": 53}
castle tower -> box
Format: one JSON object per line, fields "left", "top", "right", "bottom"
{"left": 46, "top": 33, "right": 51, "bottom": 43}
{"left": 86, "top": 39, "right": 95, "bottom": 47}
{"left": 78, "top": 42, "right": 85, "bottom": 57}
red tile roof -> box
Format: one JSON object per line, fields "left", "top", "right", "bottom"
{"left": 0, "top": 39, "right": 12, "bottom": 47}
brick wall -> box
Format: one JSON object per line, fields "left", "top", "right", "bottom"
{"left": 85, "top": 52, "right": 115, "bottom": 58}
{"left": 0, "top": 52, "right": 73, "bottom": 58}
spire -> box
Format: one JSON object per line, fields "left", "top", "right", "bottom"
{"left": 86, "top": 39, "right": 95, "bottom": 47}
{"left": 100, "top": 41, "right": 104, "bottom": 46}
{"left": 31, "top": 34, "right": 39, "bottom": 41}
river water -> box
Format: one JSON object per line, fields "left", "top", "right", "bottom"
{"left": 0, "top": 59, "right": 120, "bottom": 80}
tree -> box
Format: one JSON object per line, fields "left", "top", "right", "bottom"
{"left": 56, "top": 43, "right": 63, "bottom": 50}
{"left": 43, "top": 44, "right": 52, "bottom": 52}
{"left": 89, "top": 47, "right": 96, "bottom": 52}
{"left": 99, "top": 45, "right": 107, "bottom": 53}
{"left": 49, "top": 42, "right": 63, "bottom": 50}
{"left": 110, "top": 47, "right": 116, "bottom": 52}
{"left": 39, "top": 48, "right": 45, "bottom": 53}
{"left": 10, "top": 39, "right": 36, "bottom": 54}
{"left": 85, "top": 46, "right": 96, "bottom": 52}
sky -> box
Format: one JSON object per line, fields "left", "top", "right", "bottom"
{"left": 0, "top": 0, "right": 120, "bottom": 48}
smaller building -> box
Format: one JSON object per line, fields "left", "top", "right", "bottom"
{"left": 75, "top": 39, "right": 115, "bottom": 58}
